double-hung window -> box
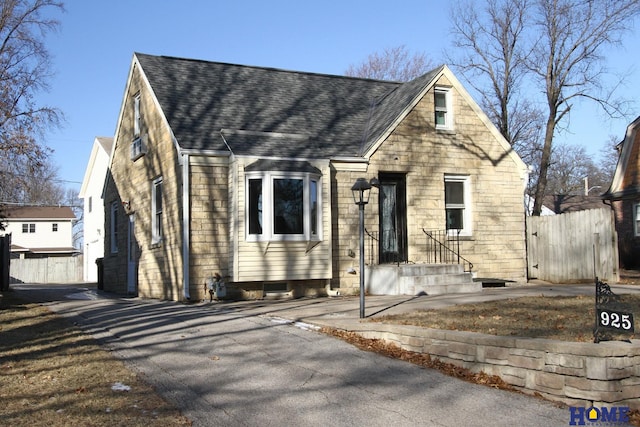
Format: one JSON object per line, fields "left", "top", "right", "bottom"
{"left": 22, "top": 223, "right": 35, "bottom": 233}
{"left": 246, "top": 162, "right": 321, "bottom": 242}
{"left": 434, "top": 87, "right": 453, "bottom": 130}
{"left": 152, "top": 177, "right": 163, "bottom": 244}
{"left": 635, "top": 204, "right": 640, "bottom": 236}
{"left": 444, "top": 175, "right": 471, "bottom": 236}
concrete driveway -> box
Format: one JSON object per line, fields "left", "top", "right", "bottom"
{"left": 11, "top": 283, "right": 598, "bottom": 427}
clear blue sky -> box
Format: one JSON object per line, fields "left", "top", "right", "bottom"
{"left": 39, "top": 0, "right": 640, "bottom": 191}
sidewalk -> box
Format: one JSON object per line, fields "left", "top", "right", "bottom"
{"left": 196, "top": 281, "right": 640, "bottom": 331}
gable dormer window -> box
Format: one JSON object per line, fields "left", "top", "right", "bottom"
{"left": 434, "top": 87, "right": 453, "bottom": 131}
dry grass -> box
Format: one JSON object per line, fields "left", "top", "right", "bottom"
{"left": 371, "top": 294, "right": 640, "bottom": 342}
{"left": 0, "top": 290, "right": 191, "bottom": 427}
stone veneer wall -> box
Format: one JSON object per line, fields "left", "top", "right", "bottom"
{"left": 331, "top": 74, "right": 527, "bottom": 294}
{"left": 103, "top": 62, "right": 184, "bottom": 300}
{"left": 347, "top": 323, "right": 640, "bottom": 410}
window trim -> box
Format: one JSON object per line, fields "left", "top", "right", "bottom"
{"left": 434, "top": 86, "right": 453, "bottom": 131}
{"left": 634, "top": 203, "right": 640, "bottom": 237}
{"left": 152, "top": 176, "right": 163, "bottom": 244}
{"left": 245, "top": 171, "right": 322, "bottom": 242}
{"left": 444, "top": 174, "right": 472, "bottom": 237}
{"left": 131, "top": 93, "right": 147, "bottom": 161}
{"left": 110, "top": 201, "right": 119, "bottom": 254}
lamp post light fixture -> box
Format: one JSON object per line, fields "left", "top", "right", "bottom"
{"left": 351, "top": 177, "right": 379, "bottom": 318}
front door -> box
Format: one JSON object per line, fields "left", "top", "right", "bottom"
{"left": 127, "top": 214, "right": 138, "bottom": 295}
{"left": 379, "top": 173, "right": 408, "bottom": 264}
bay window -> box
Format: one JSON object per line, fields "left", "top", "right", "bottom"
{"left": 246, "top": 167, "right": 321, "bottom": 241}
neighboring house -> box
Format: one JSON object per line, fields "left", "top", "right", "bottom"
{"left": 602, "top": 115, "right": 640, "bottom": 268}
{"left": 79, "top": 136, "right": 114, "bottom": 282}
{"left": 102, "top": 53, "right": 528, "bottom": 301}
{"left": 0, "top": 206, "right": 77, "bottom": 258}
{"left": 525, "top": 194, "right": 556, "bottom": 216}
{"left": 542, "top": 194, "right": 607, "bottom": 214}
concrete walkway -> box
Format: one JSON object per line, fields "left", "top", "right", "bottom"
{"left": 10, "top": 282, "right": 639, "bottom": 427}
{"left": 199, "top": 282, "right": 640, "bottom": 331}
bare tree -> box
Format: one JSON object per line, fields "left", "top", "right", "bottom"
{"left": 0, "top": 0, "right": 64, "bottom": 215}
{"left": 599, "top": 135, "right": 621, "bottom": 179}
{"left": 544, "top": 143, "right": 592, "bottom": 195}
{"left": 448, "top": 0, "right": 542, "bottom": 149}
{"left": 63, "top": 187, "right": 83, "bottom": 248}
{"left": 345, "top": 45, "right": 435, "bottom": 82}
{"left": 449, "top": 0, "right": 640, "bottom": 215}
{"left": 530, "top": 0, "right": 640, "bottom": 215}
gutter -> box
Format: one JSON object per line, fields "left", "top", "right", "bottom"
{"left": 182, "top": 152, "right": 191, "bottom": 300}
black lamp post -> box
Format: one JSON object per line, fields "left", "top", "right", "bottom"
{"left": 351, "top": 177, "right": 379, "bottom": 318}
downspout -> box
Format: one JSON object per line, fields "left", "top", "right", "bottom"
{"left": 182, "top": 152, "right": 191, "bottom": 300}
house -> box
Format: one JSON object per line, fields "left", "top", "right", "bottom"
{"left": 79, "top": 136, "right": 114, "bottom": 282}
{"left": 525, "top": 194, "right": 556, "bottom": 216}
{"left": 0, "top": 206, "right": 77, "bottom": 258}
{"left": 102, "top": 53, "right": 528, "bottom": 301}
{"left": 542, "top": 194, "right": 606, "bottom": 214}
{"left": 602, "top": 115, "right": 640, "bottom": 269}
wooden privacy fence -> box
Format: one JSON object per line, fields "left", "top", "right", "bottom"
{"left": 526, "top": 208, "right": 619, "bottom": 283}
{"left": 10, "top": 256, "right": 83, "bottom": 284}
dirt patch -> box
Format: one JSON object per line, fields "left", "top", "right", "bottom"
{"left": 0, "top": 290, "right": 191, "bottom": 426}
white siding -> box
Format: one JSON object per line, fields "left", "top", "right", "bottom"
{"left": 4, "top": 220, "right": 74, "bottom": 249}
{"left": 79, "top": 137, "right": 112, "bottom": 281}
{"left": 233, "top": 159, "right": 332, "bottom": 282}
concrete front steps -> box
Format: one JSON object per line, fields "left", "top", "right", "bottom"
{"left": 365, "top": 263, "right": 480, "bottom": 296}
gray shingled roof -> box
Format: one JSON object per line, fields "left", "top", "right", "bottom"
{"left": 135, "top": 53, "right": 440, "bottom": 158}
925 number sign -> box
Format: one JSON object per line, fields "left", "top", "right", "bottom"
{"left": 597, "top": 308, "right": 635, "bottom": 332}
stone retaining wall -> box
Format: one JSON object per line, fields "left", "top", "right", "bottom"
{"left": 347, "top": 323, "right": 640, "bottom": 410}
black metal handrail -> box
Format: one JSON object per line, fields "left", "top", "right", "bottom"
{"left": 364, "top": 228, "right": 379, "bottom": 266}
{"left": 421, "top": 228, "right": 473, "bottom": 272}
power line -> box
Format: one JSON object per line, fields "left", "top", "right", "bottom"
{"left": 0, "top": 170, "right": 82, "bottom": 185}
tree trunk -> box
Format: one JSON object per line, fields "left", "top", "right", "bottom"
{"left": 532, "top": 115, "right": 556, "bottom": 215}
